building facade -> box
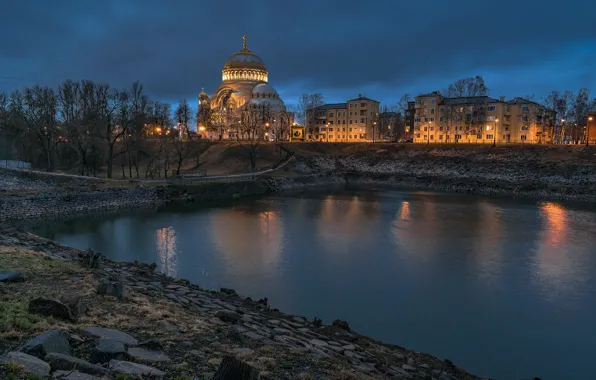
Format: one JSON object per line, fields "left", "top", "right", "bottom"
{"left": 197, "top": 36, "right": 289, "bottom": 140}
{"left": 305, "top": 96, "right": 380, "bottom": 142}
{"left": 413, "top": 92, "right": 555, "bottom": 144}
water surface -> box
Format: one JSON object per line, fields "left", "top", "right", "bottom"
{"left": 32, "top": 190, "right": 596, "bottom": 379}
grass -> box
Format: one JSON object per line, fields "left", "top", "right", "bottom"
{"left": 0, "top": 363, "right": 46, "bottom": 380}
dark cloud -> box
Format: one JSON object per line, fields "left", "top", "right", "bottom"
{"left": 1, "top": 0, "right": 595, "bottom": 106}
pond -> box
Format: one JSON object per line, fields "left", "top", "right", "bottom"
{"left": 31, "top": 189, "right": 596, "bottom": 379}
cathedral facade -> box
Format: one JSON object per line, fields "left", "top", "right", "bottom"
{"left": 198, "top": 36, "right": 288, "bottom": 140}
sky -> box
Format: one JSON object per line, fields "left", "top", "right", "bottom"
{"left": 1, "top": 0, "right": 595, "bottom": 109}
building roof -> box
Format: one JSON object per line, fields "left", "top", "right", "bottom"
{"left": 442, "top": 96, "right": 502, "bottom": 105}
{"left": 348, "top": 96, "right": 379, "bottom": 103}
{"left": 310, "top": 103, "right": 347, "bottom": 111}
{"left": 417, "top": 91, "right": 441, "bottom": 98}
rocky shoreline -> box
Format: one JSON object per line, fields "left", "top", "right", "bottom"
{"left": 0, "top": 226, "right": 486, "bottom": 380}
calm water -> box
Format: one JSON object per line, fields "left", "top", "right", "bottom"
{"left": 32, "top": 190, "right": 596, "bottom": 379}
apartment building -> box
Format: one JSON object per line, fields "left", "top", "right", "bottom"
{"left": 404, "top": 101, "right": 416, "bottom": 140}
{"left": 306, "top": 96, "right": 380, "bottom": 142}
{"left": 413, "top": 91, "right": 555, "bottom": 144}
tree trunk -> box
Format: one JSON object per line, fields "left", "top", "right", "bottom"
{"left": 107, "top": 144, "right": 114, "bottom": 178}
{"left": 212, "top": 356, "right": 260, "bottom": 380}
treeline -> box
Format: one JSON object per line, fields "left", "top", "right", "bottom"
{"left": 0, "top": 80, "right": 195, "bottom": 177}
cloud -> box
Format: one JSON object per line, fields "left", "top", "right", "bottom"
{"left": 1, "top": 0, "right": 595, "bottom": 106}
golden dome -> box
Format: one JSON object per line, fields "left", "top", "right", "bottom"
{"left": 222, "top": 35, "right": 268, "bottom": 83}
{"left": 199, "top": 87, "right": 209, "bottom": 100}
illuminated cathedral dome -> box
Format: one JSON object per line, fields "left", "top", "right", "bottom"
{"left": 222, "top": 35, "right": 268, "bottom": 83}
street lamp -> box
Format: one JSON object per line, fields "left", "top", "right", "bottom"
{"left": 427, "top": 121, "right": 431, "bottom": 145}
{"left": 326, "top": 122, "right": 329, "bottom": 142}
{"left": 587, "top": 116, "right": 593, "bottom": 146}
{"left": 373, "top": 121, "right": 377, "bottom": 143}
{"left": 492, "top": 118, "right": 499, "bottom": 147}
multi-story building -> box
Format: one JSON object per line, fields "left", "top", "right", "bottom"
{"left": 404, "top": 101, "right": 416, "bottom": 140}
{"left": 587, "top": 113, "right": 596, "bottom": 145}
{"left": 413, "top": 92, "right": 555, "bottom": 144}
{"left": 306, "top": 96, "right": 380, "bottom": 142}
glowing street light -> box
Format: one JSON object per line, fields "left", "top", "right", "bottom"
{"left": 587, "top": 116, "right": 594, "bottom": 146}
{"left": 493, "top": 118, "right": 499, "bottom": 147}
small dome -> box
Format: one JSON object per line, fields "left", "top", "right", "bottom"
{"left": 252, "top": 83, "right": 278, "bottom": 95}
{"left": 199, "top": 88, "right": 209, "bottom": 100}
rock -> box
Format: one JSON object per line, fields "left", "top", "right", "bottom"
{"left": 232, "top": 347, "right": 253, "bottom": 355}
{"left": 139, "top": 339, "right": 163, "bottom": 350}
{"left": 332, "top": 319, "right": 351, "bottom": 332}
{"left": 82, "top": 249, "right": 102, "bottom": 268}
{"left": 60, "top": 294, "right": 87, "bottom": 319}
{"left": 0, "top": 351, "right": 51, "bottom": 377}
{"left": 28, "top": 297, "right": 75, "bottom": 321}
{"left": 216, "top": 309, "right": 241, "bottom": 323}
{"left": 179, "top": 341, "right": 193, "bottom": 347}
{"left": 52, "top": 370, "right": 107, "bottom": 380}
{"left": 97, "top": 279, "right": 126, "bottom": 298}
{"left": 407, "top": 357, "right": 415, "bottom": 366}
{"left": 212, "top": 356, "right": 260, "bottom": 380}
{"left": 419, "top": 363, "right": 430, "bottom": 369}
{"left": 292, "top": 316, "right": 306, "bottom": 323}
{"left": 402, "top": 364, "right": 416, "bottom": 372}
{"left": 45, "top": 353, "right": 110, "bottom": 376}
{"left": 220, "top": 288, "right": 237, "bottom": 296}
{"left": 244, "top": 331, "right": 265, "bottom": 340}
{"left": 109, "top": 360, "right": 165, "bottom": 379}
{"left": 0, "top": 270, "right": 24, "bottom": 282}
{"left": 310, "top": 339, "right": 328, "bottom": 347}
{"left": 82, "top": 326, "right": 139, "bottom": 346}
{"left": 90, "top": 339, "right": 127, "bottom": 363}
{"left": 267, "top": 319, "right": 281, "bottom": 325}
{"left": 157, "top": 320, "right": 179, "bottom": 332}
{"left": 21, "top": 330, "right": 71, "bottom": 359}
{"left": 127, "top": 347, "right": 171, "bottom": 363}
{"left": 341, "top": 344, "right": 355, "bottom": 351}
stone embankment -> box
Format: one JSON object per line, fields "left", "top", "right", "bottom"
{"left": 286, "top": 146, "right": 596, "bottom": 201}
{"left": 0, "top": 227, "right": 485, "bottom": 379}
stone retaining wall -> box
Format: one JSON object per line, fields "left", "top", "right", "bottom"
{"left": 0, "top": 187, "right": 162, "bottom": 222}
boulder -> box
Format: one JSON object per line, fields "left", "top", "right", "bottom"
{"left": 212, "top": 356, "right": 260, "bottom": 380}
{"left": 127, "top": 347, "right": 171, "bottom": 363}
{"left": 0, "top": 270, "right": 24, "bottom": 282}
{"left": 109, "top": 360, "right": 165, "bottom": 379}
{"left": 52, "top": 370, "right": 107, "bottom": 380}
{"left": 60, "top": 294, "right": 87, "bottom": 319}
{"left": 90, "top": 339, "right": 127, "bottom": 364}
{"left": 215, "top": 309, "right": 241, "bottom": 323}
{"left": 82, "top": 326, "right": 138, "bottom": 346}
{"left": 0, "top": 351, "right": 51, "bottom": 377}
{"left": 332, "top": 319, "right": 351, "bottom": 332}
{"left": 97, "top": 279, "right": 126, "bottom": 298}
{"left": 21, "top": 330, "right": 71, "bottom": 359}
{"left": 45, "top": 352, "right": 110, "bottom": 376}
{"left": 28, "top": 297, "right": 76, "bottom": 321}
{"left": 81, "top": 249, "right": 102, "bottom": 269}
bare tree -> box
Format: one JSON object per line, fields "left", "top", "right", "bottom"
{"left": 571, "top": 88, "right": 592, "bottom": 143}
{"left": 175, "top": 99, "right": 192, "bottom": 140}
{"left": 443, "top": 76, "right": 489, "bottom": 98}
{"left": 297, "top": 93, "right": 325, "bottom": 126}
{"left": 196, "top": 99, "right": 213, "bottom": 139}
{"left": 20, "top": 86, "right": 62, "bottom": 172}
{"left": 240, "top": 105, "right": 269, "bottom": 171}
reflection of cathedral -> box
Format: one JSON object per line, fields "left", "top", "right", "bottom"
{"left": 198, "top": 35, "right": 288, "bottom": 140}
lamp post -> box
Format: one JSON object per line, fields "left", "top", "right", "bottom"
{"left": 561, "top": 118, "right": 565, "bottom": 144}
{"left": 427, "top": 121, "right": 430, "bottom": 145}
{"left": 373, "top": 121, "right": 377, "bottom": 143}
{"left": 587, "top": 116, "right": 593, "bottom": 146}
{"left": 492, "top": 118, "right": 498, "bottom": 147}
{"left": 326, "top": 122, "right": 329, "bottom": 142}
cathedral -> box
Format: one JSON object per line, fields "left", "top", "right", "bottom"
{"left": 198, "top": 36, "right": 287, "bottom": 140}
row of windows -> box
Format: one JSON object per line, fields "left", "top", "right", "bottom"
{"left": 309, "top": 127, "right": 367, "bottom": 132}
{"left": 415, "top": 134, "right": 528, "bottom": 140}
{"left": 320, "top": 119, "right": 367, "bottom": 125}
{"left": 328, "top": 111, "right": 374, "bottom": 117}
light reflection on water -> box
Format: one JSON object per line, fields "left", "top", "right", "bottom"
{"left": 30, "top": 190, "right": 596, "bottom": 380}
